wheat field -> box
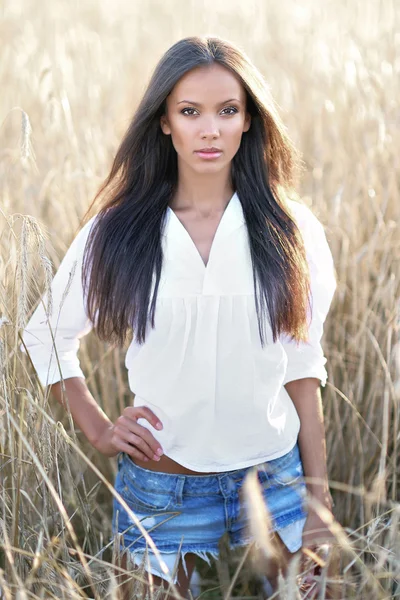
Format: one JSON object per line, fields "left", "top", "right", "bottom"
{"left": 1, "top": 0, "right": 399, "bottom": 598}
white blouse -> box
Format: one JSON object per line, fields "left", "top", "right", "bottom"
{"left": 20, "top": 192, "right": 337, "bottom": 472}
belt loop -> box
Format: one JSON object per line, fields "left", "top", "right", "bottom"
{"left": 174, "top": 476, "right": 185, "bottom": 507}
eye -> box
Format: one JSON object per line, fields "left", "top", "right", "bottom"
{"left": 180, "top": 106, "right": 239, "bottom": 116}
{"left": 181, "top": 107, "right": 198, "bottom": 116}
{"left": 221, "top": 106, "right": 238, "bottom": 115}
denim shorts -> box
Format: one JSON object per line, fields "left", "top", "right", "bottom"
{"left": 110, "top": 441, "right": 308, "bottom": 585}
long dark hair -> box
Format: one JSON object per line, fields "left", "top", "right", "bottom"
{"left": 81, "top": 35, "right": 310, "bottom": 348}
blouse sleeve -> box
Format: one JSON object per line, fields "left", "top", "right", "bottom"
{"left": 280, "top": 202, "right": 337, "bottom": 387}
{"left": 19, "top": 215, "right": 98, "bottom": 387}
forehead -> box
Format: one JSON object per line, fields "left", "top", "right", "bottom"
{"left": 168, "top": 63, "right": 245, "bottom": 102}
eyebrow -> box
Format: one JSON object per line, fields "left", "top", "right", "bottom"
{"left": 176, "top": 98, "right": 241, "bottom": 106}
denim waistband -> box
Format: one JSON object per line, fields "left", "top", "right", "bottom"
{"left": 117, "top": 443, "right": 300, "bottom": 497}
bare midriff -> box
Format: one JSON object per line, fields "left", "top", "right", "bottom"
{"left": 130, "top": 453, "right": 221, "bottom": 475}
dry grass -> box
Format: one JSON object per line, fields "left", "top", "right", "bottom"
{"left": 1, "top": 0, "right": 399, "bottom": 597}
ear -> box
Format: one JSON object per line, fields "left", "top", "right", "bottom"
{"left": 243, "top": 112, "right": 251, "bottom": 133}
{"left": 160, "top": 114, "right": 171, "bottom": 135}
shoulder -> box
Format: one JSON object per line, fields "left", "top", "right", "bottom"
{"left": 79, "top": 213, "right": 101, "bottom": 235}
{"left": 74, "top": 213, "right": 101, "bottom": 247}
{"left": 59, "top": 214, "right": 101, "bottom": 262}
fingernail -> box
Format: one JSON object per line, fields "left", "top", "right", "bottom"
{"left": 156, "top": 422, "right": 163, "bottom": 430}
{"left": 153, "top": 454, "right": 160, "bottom": 461}
{"left": 156, "top": 448, "right": 163, "bottom": 456}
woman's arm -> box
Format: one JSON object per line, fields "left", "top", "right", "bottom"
{"left": 49, "top": 376, "right": 115, "bottom": 452}
{"left": 20, "top": 216, "right": 98, "bottom": 386}
{"left": 284, "top": 376, "right": 333, "bottom": 509}
{"left": 20, "top": 215, "right": 164, "bottom": 461}
{"left": 285, "top": 378, "right": 338, "bottom": 591}
{"left": 285, "top": 377, "right": 335, "bottom": 548}
{"left": 49, "top": 377, "right": 165, "bottom": 460}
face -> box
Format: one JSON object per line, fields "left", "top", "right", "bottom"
{"left": 160, "top": 63, "right": 251, "bottom": 172}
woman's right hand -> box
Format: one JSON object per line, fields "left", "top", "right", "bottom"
{"left": 94, "top": 406, "right": 164, "bottom": 461}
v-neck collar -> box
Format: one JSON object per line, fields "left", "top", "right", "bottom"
{"left": 163, "top": 191, "right": 245, "bottom": 271}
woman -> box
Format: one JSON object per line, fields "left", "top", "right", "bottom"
{"left": 21, "top": 36, "right": 337, "bottom": 598}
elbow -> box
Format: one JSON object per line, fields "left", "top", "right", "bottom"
{"left": 284, "top": 377, "right": 322, "bottom": 396}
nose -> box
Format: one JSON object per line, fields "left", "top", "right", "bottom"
{"left": 200, "top": 116, "right": 220, "bottom": 139}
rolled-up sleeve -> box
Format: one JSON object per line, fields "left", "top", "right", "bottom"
{"left": 20, "top": 215, "right": 98, "bottom": 387}
{"left": 280, "top": 202, "right": 337, "bottom": 387}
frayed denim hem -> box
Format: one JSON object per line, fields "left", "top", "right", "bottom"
{"left": 113, "top": 538, "right": 219, "bottom": 585}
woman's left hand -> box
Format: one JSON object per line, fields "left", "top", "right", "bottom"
{"left": 302, "top": 509, "right": 336, "bottom": 548}
{"left": 298, "top": 509, "right": 338, "bottom": 597}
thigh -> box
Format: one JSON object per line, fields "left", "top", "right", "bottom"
{"left": 112, "top": 549, "right": 197, "bottom": 600}
{"left": 259, "top": 442, "right": 308, "bottom": 535}
{"left": 110, "top": 453, "right": 224, "bottom": 590}
{"left": 264, "top": 530, "right": 300, "bottom": 589}
{"left": 229, "top": 442, "right": 308, "bottom": 552}
{"left": 111, "top": 471, "right": 225, "bottom": 555}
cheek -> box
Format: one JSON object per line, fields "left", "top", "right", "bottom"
{"left": 169, "top": 123, "right": 193, "bottom": 150}
{"left": 223, "top": 122, "right": 248, "bottom": 147}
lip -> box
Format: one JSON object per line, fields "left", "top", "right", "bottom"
{"left": 195, "top": 148, "right": 223, "bottom": 160}
{"left": 196, "top": 147, "right": 222, "bottom": 152}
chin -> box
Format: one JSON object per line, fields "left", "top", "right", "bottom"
{"left": 192, "top": 158, "right": 228, "bottom": 169}
{"left": 195, "top": 166, "right": 225, "bottom": 174}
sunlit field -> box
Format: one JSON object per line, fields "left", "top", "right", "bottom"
{"left": 1, "top": 0, "right": 399, "bottom": 597}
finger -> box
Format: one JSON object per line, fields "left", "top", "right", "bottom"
{"left": 122, "top": 430, "right": 160, "bottom": 460}
{"left": 113, "top": 423, "right": 159, "bottom": 460}
{"left": 119, "top": 418, "right": 164, "bottom": 457}
{"left": 130, "top": 423, "right": 164, "bottom": 457}
{"left": 114, "top": 441, "right": 151, "bottom": 462}
{"left": 125, "top": 406, "right": 163, "bottom": 430}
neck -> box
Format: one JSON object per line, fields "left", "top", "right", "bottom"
{"left": 171, "top": 162, "right": 234, "bottom": 215}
